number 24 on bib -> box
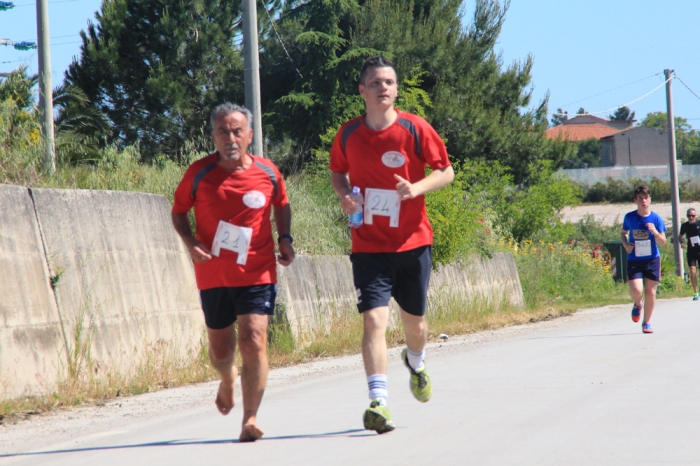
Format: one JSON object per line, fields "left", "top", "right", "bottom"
{"left": 364, "top": 188, "right": 400, "bottom": 227}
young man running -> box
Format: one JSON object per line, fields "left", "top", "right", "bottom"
{"left": 621, "top": 185, "right": 667, "bottom": 334}
{"left": 680, "top": 208, "right": 700, "bottom": 300}
{"left": 172, "top": 103, "right": 295, "bottom": 441}
{"left": 330, "top": 56, "right": 454, "bottom": 433}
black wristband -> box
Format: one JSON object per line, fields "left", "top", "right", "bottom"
{"left": 278, "top": 234, "right": 293, "bottom": 244}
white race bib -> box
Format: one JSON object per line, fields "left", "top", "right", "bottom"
{"left": 364, "top": 188, "right": 401, "bottom": 227}
{"left": 635, "top": 239, "right": 652, "bottom": 257}
{"left": 691, "top": 236, "right": 700, "bottom": 246}
{"left": 211, "top": 220, "right": 253, "bottom": 265}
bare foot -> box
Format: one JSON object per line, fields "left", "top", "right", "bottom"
{"left": 215, "top": 381, "right": 234, "bottom": 415}
{"left": 239, "top": 423, "right": 264, "bottom": 442}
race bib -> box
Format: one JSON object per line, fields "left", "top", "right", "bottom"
{"left": 635, "top": 239, "right": 652, "bottom": 257}
{"left": 364, "top": 188, "right": 401, "bottom": 227}
{"left": 211, "top": 220, "right": 253, "bottom": 265}
{"left": 691, "top": 236, "right": 700, "bottom": 246}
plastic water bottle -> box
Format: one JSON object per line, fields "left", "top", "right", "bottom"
{"left": 348, "top": 186, "right": 363, "bottom": 228}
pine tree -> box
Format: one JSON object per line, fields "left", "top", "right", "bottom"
{"left": 609, "top": 105, "right": 635, "bottom": 121}
{"left": 65, "top": 0, "right": 248, "bottom": 160}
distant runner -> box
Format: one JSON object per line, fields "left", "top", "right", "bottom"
{"left": 679, "top": 208, "right": 700, "bottom": 300}
{"left": 330, "top": 56, "right": 454, "bottom": 433}
{"left": 172, "top": 103, "right": 294, "bottom": 442}
{"left": 621, "top": 185, "right": 667, "bottom": 334}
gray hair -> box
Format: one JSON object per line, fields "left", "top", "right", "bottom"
{"left": 210, "top": 102, "right": 253, "bottom": 131}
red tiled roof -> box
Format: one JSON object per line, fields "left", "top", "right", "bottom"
{"left": 545, "top": 124, "right": 620, "bottom": 141}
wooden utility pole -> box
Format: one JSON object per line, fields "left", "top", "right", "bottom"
{"left": 36, "top": 0, "right": 55, "bottom": 173}
{"left": 242, "top": 0, "right": 263, "bottom": 156}
{"left": 665, "top": 69, "right": 683, "bottom": 277}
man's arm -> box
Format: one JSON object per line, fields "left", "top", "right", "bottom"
{"left": 394, "top": 165, "right": 455, "bottom": 200}
{"left": 621, "top": 229, "right": 634, "bottom": 254}
{"left": 646, "top": 222, "right": 667, "bottom": 247}
{"left": 171, "top": 212, "right": 212, "bottom": 263}
{"left": 331, "top": 171, "right": 357, "bottom": 215}
{"left": 274, "top": 203, "right": 295, "bottom": 266}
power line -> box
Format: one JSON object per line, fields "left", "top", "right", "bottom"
{"left": 675, "top": 75, "right": 700, "bottom": 102}
{"left": 557, "top": 72, "right": 663, "bottom": 109}
{"left": 547, "top": 76, "right": 672, "bottom": 117}
{"left": 262, "top": 1, "right": 303, "bottom": 79}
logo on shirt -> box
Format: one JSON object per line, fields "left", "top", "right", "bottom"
{"left": 381, "top": 151, "right": 406, "bottom": 168}
{"left": 632, "top": 230, "right": 650, "bottom": 240}
{"left": 243, "top": 190, "right": 266, "bottom": 209}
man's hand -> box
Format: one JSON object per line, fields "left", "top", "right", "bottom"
{"left": 647, "top": 223, "right": 659, "bottom": 236}
{"left": 681, "top": 237, "right": 687, "bottom": 249}
{"left": 394, "top": 174, "right": 421, "bottom": 200}
{"left": 188, "top": 241, "right": 212, "bottom": 263}
{"left": 339, "top": 193, "right": 357, "bottom": 215}
{"left": 277, "top": 239, "right": 295, "bottom": 266}
{"left": 624, "top": 242, "right": 635, "bottom": 254}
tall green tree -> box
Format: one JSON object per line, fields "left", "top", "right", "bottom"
{"left": 609, "top": 105, "right": 635, "bottom": 121}
{"left": 641, "top": 111, "right": 700, "bottom": 163}
{"left": 550, "top": 107, "right": 568, "bottom": 127}
{"left": 64, "top": 0, "right": 250, "bottom": 160}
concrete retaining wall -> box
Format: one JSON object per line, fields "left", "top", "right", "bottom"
{"left": 277, "top": 253, "right": 524, "bottom": 341}
{"left": 1, "top": 183, "right": 525, "bottom": 399}
{"left": 0, "top": 185, "right": 202, "bottom": 399}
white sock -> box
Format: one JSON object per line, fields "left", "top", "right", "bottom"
{"left": 407, "top": 347, "right": 425, "bottom": 371}
{"left": 367, "top": 374, "right": 388, "bottom": 405}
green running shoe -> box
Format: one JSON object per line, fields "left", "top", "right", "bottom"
{"left": 401, "top": 348, "right": 432, "bottom": 403}
{"left": 363, "top": 400, "right": 395, "bottom": 434}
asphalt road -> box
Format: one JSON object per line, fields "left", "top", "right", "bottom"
{"left": 3, "top": 298, "right": 700, "bottom": 465}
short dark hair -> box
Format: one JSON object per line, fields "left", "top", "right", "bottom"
{"left": 634, "top": 185, "right": 651, "bottom": 199}
{"left": 359, "top": 55, "right": 396, "bottom": 85}
{"left": 688, "top": 208, "right": 696, "bottom": 215}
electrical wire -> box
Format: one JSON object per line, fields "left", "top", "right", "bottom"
{"left": 557, "top": 72, "right": 663, "bottom": 109}
{"left": 261, "top": 1, "right": 303, "bottom": 79}
{"left": 675, "top": 75, "right": 700, "bottom": 103}
{"left": 547, "top": 76, "right": 672, "bottom": 117}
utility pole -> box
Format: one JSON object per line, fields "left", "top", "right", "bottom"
{"left": 665, "top": 68, "right": 683, "bottom": 277}
{"left": 242, "top": 0, "right": 263, "bottom": 156}
{"left": 36, "top": 0, "right": 55, "bottom": 173}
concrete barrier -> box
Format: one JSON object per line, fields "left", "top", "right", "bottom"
{"left": 30, "top": 188, "right": 203, "bottom": 385}
{"left": 277, "top": 252, "right": 524, "bottom": 340}
{"left": 0, "top": 185, "right": 64, "bottom": 398}
{"left": 1, "top": 182, "right": 525, "bottom": 399}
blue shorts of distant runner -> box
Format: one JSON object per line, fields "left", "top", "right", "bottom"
{"left": 627, "top": 257, "right": 661, "bottom": 282}
{"left": 199, "top": 284, "right": 277, "bottom": 329}
{"left": 350, "top": 245, "right": 431, "bottom": 317}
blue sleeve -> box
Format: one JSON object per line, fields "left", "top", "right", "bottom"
{"left": 656, "top": 215, "right": 667, "bottom": 232}
{"left": 622, "top": 213, "right": 631, "bottom": 231}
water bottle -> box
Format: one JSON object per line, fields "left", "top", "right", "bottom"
{"left": 348, "top": 186, "right": 363, "bottom": 228}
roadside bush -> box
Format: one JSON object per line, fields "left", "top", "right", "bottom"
{"left": 581, "top": 177, "right": 700, "bottom": 203}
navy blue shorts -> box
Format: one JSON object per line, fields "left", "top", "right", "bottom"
{"left": 627, "top": 257, "right": 661, "bottom": 282}
{"left": 199, "top": 284, "right": 277, "bottom": 329}
{"left": 350, "top": 245, "right": 431, "bottom": 317}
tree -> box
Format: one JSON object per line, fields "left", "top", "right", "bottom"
{"left": 550, "top": 107, "right": 568, "bottom": 127}
{"left": 65, "top": 0, "right": 251, "bottom": 160}
{"left": 609, "top": 105, "right": 635, "bottom": 121}
{"left": 576, "top": 107, "right": 586, "bottom": 115}
{"left": 562, "top": 138, "right": 601, "bottom": 169}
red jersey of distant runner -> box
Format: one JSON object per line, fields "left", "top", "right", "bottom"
{"left": 330, "top": 110, "right": 450, "bottom": 253}
{"left": 172, "top": 153, "right": 288, "bottom": 290}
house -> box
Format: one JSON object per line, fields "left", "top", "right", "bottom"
{"left": 545, "top": 115, "right": 633, "bottom": 142}
{"left": 600, "top": 126, "right": 669, "bottom": 166}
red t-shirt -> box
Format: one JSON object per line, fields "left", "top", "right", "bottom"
{"left": 329, "top": 110, "right": 451, "bottom": 253}
{"left": 172, "top": 153, "right": 288, "bottom": 289}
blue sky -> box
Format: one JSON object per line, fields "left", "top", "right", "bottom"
{"left": 1, "top": 0, "right": 699, "bottom": 128}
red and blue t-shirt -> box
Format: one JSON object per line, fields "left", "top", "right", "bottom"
{"left": 329, "top": 110, "right": 451, "bottom": 253}
{"left": 172, "top": 153, "right": 288, "bottom": 290}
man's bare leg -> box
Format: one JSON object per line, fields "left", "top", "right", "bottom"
{"left": 237, "top": 314, "right": 269, "bottom": 442}
{"left": 643, "top": 278, "right": 659, "bottom": 324}
{"left": 628, "top": 278, "right": 644, "bottom": 308}
{"left": 207, "top": 324, "right": 238, "bottom": 415}
{"left": 691, "top": 266, "right": 698, "bottom": 295}
{"left": 362, "top": 307, "right": 390, "bottom": 376}
{"left": 399, "top": 309, "right": 428, "bottom": 355}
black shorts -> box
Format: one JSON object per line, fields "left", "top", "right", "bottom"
{"left": 350, "top": 245, "right": 431, "bottom": 317}
{"left": 688, "top": 250, "right": 700, "bottom": 268}
{"left": 627, "top": 257, "right": 661, "bottom": 282}
{"left": 199, "top": 284, "right": 277, "bottom": 329}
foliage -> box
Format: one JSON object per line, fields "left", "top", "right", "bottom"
{"left": 563, "top": 137, "right": 601, "bottom": 169}
{"left": 609, "top": 105, "right": 635, "bottom": 121}
{"left": 640, "top": 111, "right": 700, "bottom": 163}
{"left": 580, "top": 177, "right": 700, "bottom": 203}
{"left": 64, "top": 0, "right": 253, "bottom": 161}
{"left": 550, "top": 107, "right": 568, "bottom": 127}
